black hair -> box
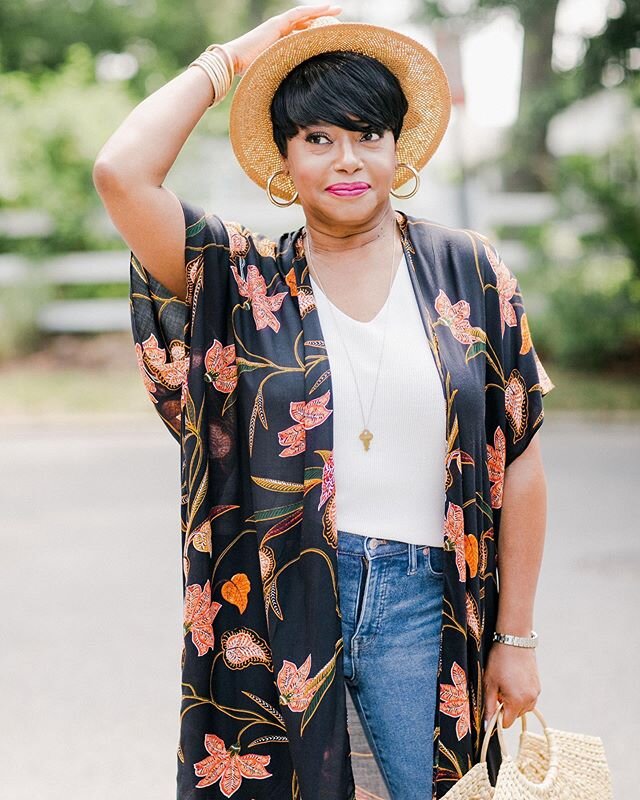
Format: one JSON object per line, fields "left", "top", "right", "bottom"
{"left": 270, "top": 50, "right": 408, "bottom": 158}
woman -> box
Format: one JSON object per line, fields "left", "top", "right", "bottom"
{"left": 94, "top": 5, "right": 555, "bottom": 800}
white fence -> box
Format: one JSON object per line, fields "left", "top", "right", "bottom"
{"left": 0, "top": 190, "right": 561, "bottom": 334}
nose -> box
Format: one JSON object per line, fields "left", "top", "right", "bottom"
{"left": 333, "top": 139, "right": 364, "bottom": 172}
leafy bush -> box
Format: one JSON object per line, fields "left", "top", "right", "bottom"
{"left": 534, "top": 255, "right": 640, "bottom": 370}
{"left": 530, "top": 123, "right": 640, "bottom": 371}
{"left": 0, "top": 43, "right": 134, "bottom": 253}
{"left": 0, "top": 270, "right": 53, "bottom": 362}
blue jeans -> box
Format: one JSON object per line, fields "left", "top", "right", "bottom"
{"left": 337, "top": 530, "right": 444, "bottom": 800}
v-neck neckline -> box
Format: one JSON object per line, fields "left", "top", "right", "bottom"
{"left": 309, "top": 250, "right": 406, "bottom": 326}
{"left": 298, "top": 211, "right": 411, "bottom": 326}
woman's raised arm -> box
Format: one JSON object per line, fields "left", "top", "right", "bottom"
{"left": 92, "top": 3, "right": 342, "bottom": 302}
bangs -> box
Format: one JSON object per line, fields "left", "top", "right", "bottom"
{"left": 270, "top": 50, "right": 408, "bottom": 157}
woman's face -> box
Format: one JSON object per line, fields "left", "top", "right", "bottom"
{"left": 280, "top": 119, "right": 398, "bottom": 230}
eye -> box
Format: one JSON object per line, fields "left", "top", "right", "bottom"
{"left": 362, "top": 131, "right": 383, "bottom": 141}
{"left": 306, "top": 132, "right": 331, "bottom": 145}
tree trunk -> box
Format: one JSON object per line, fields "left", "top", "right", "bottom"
{"left": 503, "top": 1, "right": 560, "bottom": 191}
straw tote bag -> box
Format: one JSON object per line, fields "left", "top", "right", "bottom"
{"left": 442, "top": 702, "right": 613, "bottom": 799}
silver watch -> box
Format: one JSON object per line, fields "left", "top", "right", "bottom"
{"left": 492, "top": 630, "right": 538, "bottom": 649}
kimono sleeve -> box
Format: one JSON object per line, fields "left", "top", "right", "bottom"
{"left": 481, "top": 239, "right": 556, "bottom": 469}
{"left": 128, "top": 195, "right": 230, "bottom": 442}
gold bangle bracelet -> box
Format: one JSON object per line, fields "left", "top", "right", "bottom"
{"left": 206, "top": 43, "right": 235, "bottom": 82}
{"left": 189, "top": 61, "right": 220, "bottom": 107}
{"left": 199, "top": 53, "right": 229, "bottom": 93}
{"left": 188, "top": 47, "right": 234, "bottom": 108}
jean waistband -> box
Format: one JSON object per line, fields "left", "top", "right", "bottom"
{"left": 336, "top": 529, "right": 443, "bottom": 557}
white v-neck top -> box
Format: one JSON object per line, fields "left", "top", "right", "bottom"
{"left": 309, "top": 252, "right": 447, "bottom": 548}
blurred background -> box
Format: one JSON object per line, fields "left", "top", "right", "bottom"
{"left": 1, "top": 1, "right": 638, "bottom": 799}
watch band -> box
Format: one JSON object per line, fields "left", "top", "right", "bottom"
{"left": 492, "top": 630, "right": 538, "bottom": 649}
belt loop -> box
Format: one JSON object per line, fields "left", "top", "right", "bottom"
{"left": 407, "top": 543, "right": 418, "bottom": 575}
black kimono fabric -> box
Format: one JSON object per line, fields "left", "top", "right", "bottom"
{"left": 129, "top": 198, "right": 555, "bottom": 800}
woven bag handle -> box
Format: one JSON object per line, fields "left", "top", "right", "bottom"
{"left": 480, "top": 702, "right": 551, "bottom": 763}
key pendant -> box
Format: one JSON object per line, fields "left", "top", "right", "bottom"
{"left": 359, "top": 428, "right": 373, "bottom": 451}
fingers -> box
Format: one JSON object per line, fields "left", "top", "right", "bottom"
{"left": 501, "top": 699, "right": 517, "bottom": 729}
{"left": 500, "top": 690, "right": 540, "bottom": 728}
{"left": 285, "top": 3, "right": 342, "bottom": 20}
{"left": 483, "top": 685, "right": 499, "bottom": 730}
{"left": 278, "top": 4, "right": 342, "bottom": 36}
{"left": 482, "top": 648, "right": 541, "bottom": 732}
{"left": 276, "top": 3, "right": 342, "bottom": 36}
{"left": 484, "top": 688, "right": 540, "bottom": 729}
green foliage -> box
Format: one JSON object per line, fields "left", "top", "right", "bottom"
{"left": 0, "top": 0, "right": 289, "bottom": 95}
{"left": 552, "top": 143, "right": 640, "bottom": 280}
{"left": 0, "top": 43, "right": 135, "bottom": 252}
{"left": 535, "top": 255, "right": 640, "bottom": 371}
{"left": 414, "top": 1, "right": 640, "bottom": 370}
{"left": 415, "top": 0, "right": 560, "bottom": 22}
{"left": 578, "top": 3, "right": 640, "bottom": 94}
{"left": 534, "top": 128, "right": 640, "bottom": 371}
{"left": 415, "top": 0, "right": 640, "bottom": 191}
{"left": 493, "top": 223, "right": 546, "bottom": 251}
{"left": 486, "top": 123, "right": 640, "bottom": 373}
{"left": 0, "top": 271, "right": 53, "bottom": 362}
{"left": 0, "top": 1, "right": 290, "bottom": 255}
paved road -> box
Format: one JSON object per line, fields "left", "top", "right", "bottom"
{"left": 1, "top": 411, "right": 637, "bottom": 799}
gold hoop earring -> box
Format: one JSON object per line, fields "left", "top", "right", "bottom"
{"left": 266, "top": 170, "right": 298, "bottom": 207}
{"left": 390, "top": 163, "right": 420, "bottom": 199}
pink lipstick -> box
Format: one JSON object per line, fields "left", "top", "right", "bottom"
{"left": 326, "top": 182, "right": 370, "bottom": 197}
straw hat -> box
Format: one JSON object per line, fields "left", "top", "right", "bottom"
{"left": 229, "top": 16, "right": 452, "bottom": 205}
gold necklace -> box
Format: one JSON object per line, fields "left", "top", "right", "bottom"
{"left": 304, "top": 219, "right": 399, "bottom": 452}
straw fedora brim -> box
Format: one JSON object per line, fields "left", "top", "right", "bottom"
{"left": 229, "top": 19, "right": 452, "bottom": 206}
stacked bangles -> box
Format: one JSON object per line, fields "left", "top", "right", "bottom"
{"left": 188, "top": 43, "right": 236, "bottom": 108}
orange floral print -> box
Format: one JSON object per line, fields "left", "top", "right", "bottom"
{"left": 484, "top": 243, "right": 517, "bottom": 335}
{"left": 258, "top": 546, "right": 276, "bottom": 584}
{"left": 231, "top": 264, "right": 288, "bottom": 332}
{"left": 204, "top": 340, "right": 238, "bottom": 393}
{"left": 318, "top": 450, "right": 335, "bottom": 510}
{"left": 224, "top": 221, "right": 250, "bottom": 258}
{"left": 137, "top": 332, "right": 189, "bottom": 390}
{"left": 520, "top": 312, "right": 532, "bottom": 354}
{"left": 487, "top": 427, "right": 506, "bottom": 509}
{"left": 184, "top": 251, "right": 203, "bottom": 306}
{"left": 505, "top": 369, "right": 528, "bottom": 442}
{"left": 480, "top": 527, "right": 495, "bottom": 578}
{"left": 221, "top": 629, "right": 273, "bottom": 670}
{"left": 318, "top": 450, "right": 337, "bottom": 547}
{"left": 440, "top": 661, "right": 471, "bottom": 741}
{"left": 221, "top": 573, "right": 251, "bottom": 614}
{"left": 277, "top": 654, "right": 319, "bottom": 712}
{"left": 134, "top": 341, "right": 158, "bottom": 398}
{"left": 465, "top": 534, "right": 479, "bottom": 578}
{"left": 434, "top": 289, "right": 483, "bottom": 344}
{"left": 444, "top": 501, "right": 466, "bottom": 582}
{"left": 285, "top": 266, "right": 299, "bottom": 296}
{"left": 183, "top": 580, "right": 222, "bottom": 657}
{"left": 180, "top": 377, "right": 190, "bottom": 412}
{"left": 255, "top": 236, "right": 277, "bottom": 259}
{"left": 466, "top": 592, "right": 481, "bottom": 646}
{"left": 193, "top": 734, "right": 272, "bottom": 795}
{"left": 278, "top": 389, "right": 333, "bottom": 457}
{"left": 534, "top": 350, "right": 556, "bottom": 395}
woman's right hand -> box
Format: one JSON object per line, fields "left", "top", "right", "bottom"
{"left": 225, "top": 3, "right": 342, "bottom": 76}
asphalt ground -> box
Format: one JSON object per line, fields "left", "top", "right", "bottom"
{"left": 1, "top": 410, "right": 637, "bottom": 799}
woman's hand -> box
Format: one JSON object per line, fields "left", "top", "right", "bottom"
{"left": 226, "top": 3, "right": 342, "bottom": 76}
{"left": 483, "top": 644, "right": 541, "bottom": 729}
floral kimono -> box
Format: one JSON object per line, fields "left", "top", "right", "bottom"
{"left": 129, "top": 197, "right": 555, "bottom": 800}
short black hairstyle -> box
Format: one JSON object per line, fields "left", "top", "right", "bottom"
{"left": 270, "top": 50, "right": 408, "bottom": 158}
